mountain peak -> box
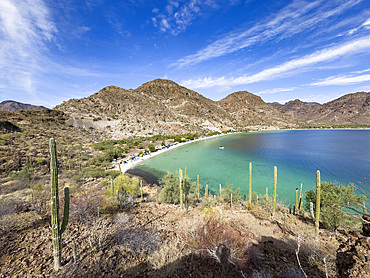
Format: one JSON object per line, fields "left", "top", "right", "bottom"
{"left": 0, "top": 100, "right": 48, "bottom": 112}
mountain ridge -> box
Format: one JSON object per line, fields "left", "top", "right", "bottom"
{"left": 0, "top": 100, "right": 48, "bottom": 112}
{"left": 4, "top": 79, "right": 370, "bottom": 138}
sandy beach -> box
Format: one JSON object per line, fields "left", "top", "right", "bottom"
{"left": 113, "top": 133, "right": 233, "bottom": 175}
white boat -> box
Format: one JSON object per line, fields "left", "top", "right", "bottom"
{"left": 219, "top": 146, "right": 224, "bottom": 150}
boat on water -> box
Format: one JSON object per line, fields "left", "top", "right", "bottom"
{"left": 218, "top": 146, "right": 224, "bottom": 150}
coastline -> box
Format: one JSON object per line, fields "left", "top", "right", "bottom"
{"left": 113, "top": 132, "right": 235, "bottom": 176}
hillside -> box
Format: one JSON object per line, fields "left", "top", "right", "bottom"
{"left": 54, "top": 79, "right": 295, "bottom": 137}
{"left": 54, "top": 80, "right": 370, "bottom": 137}
{"left": 0, "top": 100, "right": 47, "bottom": 112}
{"left": 276, "top": 92, "right": 370, "bottom": 126}
{"left": 217, "top": 91, "right": 295, "bottom": 129}
{"left": 54, "top": 79, "right": 238, "bottom": 137}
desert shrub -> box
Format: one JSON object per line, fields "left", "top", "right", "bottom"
{"left": 148, "top": 237, "right": 188, "bottom": 276}
{"left": 105, "top": 146, "right": 123, "bottom": 160}
{"left": 70, "top": 191, "right": 104, "bottom": 223}
{"left": 10, "top": 165, "right": 34, "bottom": 181}
{"left": 148, "top": 143, "right": 156, "bottom": 152}
{"left": 184, "top": 216, "right": 258, "bottom": 276}
{"left": 83, "top": 166, "right": 105, "bottom": 178}
{"left": 115, "top": 227, "right": 161, "bottom": 256}
{"left": 220, "top": 184, "right": 243, "bottom": 204}
{"left": 305, "top": 182, "right": 365, "bottom": 230}
{"left": 87, "top": 154, "right": 110, "bottom": 167}
{"left": 0, "top": 179, "right": 27, "bottom": 195}
{"left": 31, "top": 183, "right": 49, "bottom": 214}
{"left": 158, "top": 171, "right": 198, "bottom": 207}
{"left": 158, "top": 172, "right": 180, "bottom": 204}
{"left": 113, "top": 174, "right": 139, "bottom": 197}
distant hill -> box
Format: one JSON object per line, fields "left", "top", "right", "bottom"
{"left": 217, "top": 91, "right": 294, "bottom": 129}
{"left": 275, "top": 92, "right": 370, "bottom": 125}
{"left": 54, "top": 79, "right": 238, "bottom": 137}
{"left": 53, "top": 79, "right": 370, "bottom": 138}
{"left": 0, "top": 100, "right": 48, "bottom": 112}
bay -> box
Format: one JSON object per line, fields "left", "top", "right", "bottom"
{"left": 130, "top": 130, "right": 370, "bottom": 204}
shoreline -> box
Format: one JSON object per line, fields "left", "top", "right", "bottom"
{"left": 114, "top": 132, "right": 235, "bottom": 176}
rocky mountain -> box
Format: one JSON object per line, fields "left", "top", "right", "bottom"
{"left": 0, "top": 100, "right": 47, "bottom": 112}
{"left": 54, "top": 79, "right": 237, "bottom": 137}
{"left": 276, "top": 92, "right": 370, "bottom": 126}
{"left": 53, "top": 79, "right": 370, "bottom": 138}
{"left": 217, "top": 91, "right": 295, "bottom": 129}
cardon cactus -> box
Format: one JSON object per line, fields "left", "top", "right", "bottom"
{"left": 179, "top": 169, "right": 183, "bottom": 209}
{"left": 248, "top": 162, "right": 252, "bottom": 209}
{"left": 50, "top": 138, "right": 70, "bottom": 270}
{"left": 272, "top": 166, "right": 277, "bottom": 215}
{"left": 315, "top": 170, "right": 321, "bottom": 235}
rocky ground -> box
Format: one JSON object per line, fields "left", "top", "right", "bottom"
{"left": 0, "top": 176, "right": 369, "bottom": 278}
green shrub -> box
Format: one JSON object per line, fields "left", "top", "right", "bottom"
{"left": 305, "top": 182, "right": 365, "bottom": 230}
{"left": 220, "top": 184, "right": 243, "bottom": 203}
{"left": 114, "top": 175, "right": 139, "bottom": 197}
{"left": 10, "top": 165, "right": 34, "bottom": 181}
{"left": 84, "top": 166, "right": 106, "bottom": 178}
{"left": 148, "top": 144, "right": 156, "bottom": 152}
{"left": 158, "top": 172, "right": 180, "bottom": 204}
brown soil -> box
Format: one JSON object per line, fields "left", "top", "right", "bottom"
{"left": 0, "top": 183, "right": 355, "bottom": 278}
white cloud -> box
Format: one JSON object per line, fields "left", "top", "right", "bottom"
{"left": 182, "top": 35, "right": 370, "bottom": 88}
{"left": 257, "top": 87, "right": 296, "bottom": 95}
{"left": 362, "top": 18, "right": 370, "bottom": 27}
{"left": 173, "top": 0, "right": 364, "bottom": 67}
{"left": 152, "top": 0, "right": 219, "bottom": 35}
{"left": 311, "top": 74, "right": 370, "bottom": 86}
{"left": 0, "top": 0, "right": 57, "bottom": 100}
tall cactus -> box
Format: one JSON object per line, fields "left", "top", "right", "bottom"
{"left": 248, "top": 162, "right": 252, "bottom": 209}
{"left": 315, "top": 170, "right": 321, "bottom": 235}
{"left": 50, "top": 138, "right": 69, "bottom": 270}
{"left": 295, "top": 188, "right": 299, "bottom": 215}
{"left": 272, "top": 166, "right": 277, "bottom": 215}
{"left": 197, "top": 175, "right": 200, "bottom": 199}
{"left": 179, "top": 169, "right": 183, "bottom": 209}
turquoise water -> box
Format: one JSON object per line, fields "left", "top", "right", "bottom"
{"left": 129, "top": 130, "right": 370, "bottom": 205}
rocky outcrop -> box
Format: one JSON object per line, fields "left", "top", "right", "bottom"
{"left": 0, "top": 121, "right": 21, "bottom": 133}
{"left": 217, "top": 91, "right": 294, "bottom": 129}
{"left": 336, "top": 233, "right": 370, "bottom": 277}
{"left": 276, "top": 92, "right": 370, "bottom": 126}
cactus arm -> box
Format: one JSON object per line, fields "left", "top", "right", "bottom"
{"left": 60, "top": 186, "right": 70, "bottom": 235}
{"left": 248, "top": 162, "right": 252, "bottom": 209}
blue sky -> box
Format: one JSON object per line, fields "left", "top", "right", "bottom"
{"left": 1, "top": 0, "right": 370, "bottom": 108}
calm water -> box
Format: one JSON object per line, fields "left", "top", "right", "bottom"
{"left": 130, "top": 130, "right": 370, "bottom": 204}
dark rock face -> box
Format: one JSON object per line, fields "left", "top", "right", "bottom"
{"left": 0, "top": 121, "right": 21, "bottom": 133}
{"left": 336, "top": 234, "right": 370, "bottom": 277}
{"left": 362, "top": 214, "right": 370, "bottom": 237}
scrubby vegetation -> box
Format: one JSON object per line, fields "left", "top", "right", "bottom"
{"left": 1, "top": 129, "right": 369, "bottom": 277}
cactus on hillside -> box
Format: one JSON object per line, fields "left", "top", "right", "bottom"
{"left": 50, "top": 138, "right": 70, "bottom": 270}
{"left": 179, "top": 169, "right": 183, "bottom": 209}
{"left": 272, "top": 166, "right": 277, "bottom": 215}
{"left": 295, "top": 188, "right": 298, "bottom": 215}
{"left": 315, "top": 170, "right": 321, "bottom": 235}
{"left": 248, "top": 162, "right": 252, "bottom": 209}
